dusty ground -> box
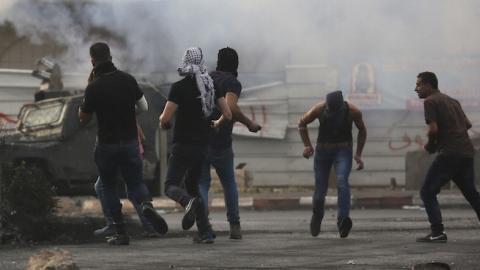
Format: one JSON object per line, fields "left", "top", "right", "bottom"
{"left": 1, "top": 209, "right": 479, "bottom": 269}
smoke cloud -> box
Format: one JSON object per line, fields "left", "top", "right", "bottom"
{"left": 1, "top": 0, "right": 480, "bottom": 95}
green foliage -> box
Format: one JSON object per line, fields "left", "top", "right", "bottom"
{"left": 0, "top": 162, "right": 58, "bottom": 241}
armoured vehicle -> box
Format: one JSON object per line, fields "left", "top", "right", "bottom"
{"left": 0, "top": 59, "right": 169, "bottom": 194}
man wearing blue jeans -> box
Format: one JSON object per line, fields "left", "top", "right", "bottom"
{"left": 93, "top": 177, "right": 157, "bottom": 237}
{"left": 415, "top": 71, "right": 480, "bottom": 243}
{"left": 79, "top": 42, "right": 168, "bottom": 245}
{"left": 298, "top": 90, "right": 366, "bottom": 238}
{"left": 198, "top": 47, "right": 261, "bottom": 240}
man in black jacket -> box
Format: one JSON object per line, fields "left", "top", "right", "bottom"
{"left": 79, "top": 42, "right": 167, "bottom": 245}
{"left": 198, "top": 47, "right": 261, "bottom": 240}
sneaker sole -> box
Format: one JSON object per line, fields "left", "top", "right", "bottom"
{"left": 182, "top": 199, "right": 199, "bottom": 230}
{"left": 193, "top": 239, "right": 215, "bottom": 244}
{"left": 94, "top": 229, "right": 115, "bottom": 237}
{"left": 182, "top": 214, "right": 196, "bottom": 230}
{"left": 339, "top": 217, "right": 352, "bottom": 238}
{"left": 107, "top": 240, "right": 129, "bottom": 245}
{"left": 106, "top": 236, "right": 129, "bottom": 245}
{"left": 416, "top": 239, "right": 447, "bottom": 243}
{"left": 310, "top": 220, "right": 321, "bottom": 237}
{"left": 143, "top": 207, "right": 168, "bottom": 234}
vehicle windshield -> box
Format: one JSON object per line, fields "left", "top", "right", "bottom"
{"left": 22, "top": 102, "right": 64, "bottom": 128}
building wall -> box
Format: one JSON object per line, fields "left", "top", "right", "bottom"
{"left": 231, "top": 65, "right": 480, "bottom": 189}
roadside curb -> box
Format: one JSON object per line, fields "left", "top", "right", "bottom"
{"left": 56, "top": 193, "right": 472, "bottom": 215}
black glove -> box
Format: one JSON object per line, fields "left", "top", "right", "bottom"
{"left": 248, "top": 123, "right": 262, "bottom": 133}
{"left": 424, "top": 142, "right": 437, "bottom": 154}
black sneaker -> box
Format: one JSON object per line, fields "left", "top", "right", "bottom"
{"left": 416, "top": 232, "right": 447, "bottom": 243}
{"left": 310, "top": 215, "right": 321, "bottom": 237}
{"left": 229, "top": 223, "right": 242, "bottom": 240}
{"left": 182, "top": 197, "right": 200, "bottom": 230}
{"left": 142, "top": 202, "right": 168, "bottom": 234}
{"left": 337, "top": 217, "right": 352, "bottom": 238}
{"left": 106, "top": 233, "right": 129, "bottom": 245}
{"left": 141, "top": 228, "right": 161, "bottom": 238}
{"left": 193, "top": 230, "right": 215, "bottom": 244}
{"left": 93, "top": 225, "right": 115, "bottom": 237}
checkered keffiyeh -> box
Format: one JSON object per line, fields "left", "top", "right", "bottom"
{"left": 177, "top": 47, "right": 215, "bottom": 118}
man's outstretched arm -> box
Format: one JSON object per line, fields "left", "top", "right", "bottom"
{"left": 159, "top": 101, "right": 178, "bottom": 129}
{"left": 351, "top": 103, "right": 367, "bottom": 170}
{"left": 298, "top": 102, "right": 323, "bottom": 159}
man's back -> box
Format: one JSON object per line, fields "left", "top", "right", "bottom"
{"left": 424, "top": 92, "right": 474, "bottom": 157}
{"left": 169, "top": 76, "right": 212, "bottom": 146}
{"left": 83, "top": 68, "right": 142, "bottom": 143}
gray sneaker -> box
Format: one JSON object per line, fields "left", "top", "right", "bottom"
{"left": 229, "top": 223, "right": 242, "bottom": 240}
{"left": 93, "top": 225, "right": 115, "bottom": 237}
{"left": 193, "top": 230, "right": 215, "bottom": 244}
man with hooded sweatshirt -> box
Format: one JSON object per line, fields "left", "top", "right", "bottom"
{"left": 79, "top": 42, "right": 168, "bottom": 245}
{"left": 298, "top": 90, "right": 367, "bottom": 238}
{"left": 198, "top": 47, "right": 261, "bottom": 240}
{"left": 160, "top": 47, "right": 232, "bottom": 244}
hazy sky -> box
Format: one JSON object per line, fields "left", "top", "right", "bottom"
{"left": 0, "top": 0, "right": 479, "bottom": 107}
{"left": 1, "top": 0, "right": 479, "bottom": 74}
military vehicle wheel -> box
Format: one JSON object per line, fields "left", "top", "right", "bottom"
{"left": 22, "top": 163, "right": 59, "bottom": 193}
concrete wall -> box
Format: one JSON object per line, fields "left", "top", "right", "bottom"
{"left": 405, "top": 138, "right": 480, "bottom": 190}
{"left": 232, "top": 65, "right": 480, "bottom": 189}
{"left": 0, "top": 69, "right": 39, "bottom": 124}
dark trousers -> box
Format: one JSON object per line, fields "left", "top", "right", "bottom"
{"left": 94, "top": 141, "right": 151, "bottom": 225}
{"left": 198, "top": 146, "right": 240, "bottom": 224}
{"left": 420, "top": 154, "right": 480, "bottom": 234}
{"left": 164, "top": 143, "right": 210, "bottom": 233}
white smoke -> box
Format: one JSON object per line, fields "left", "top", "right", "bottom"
{"left": 0, "top": 0, "right": 480, "bottom": 87}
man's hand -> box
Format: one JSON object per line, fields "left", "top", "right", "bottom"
{"left": 303, "top": 146, "right": 314, "bottom": 159}
{"left": 354, "top": 154, "right": 364, "bottom": 170}
{"left": 248, "top": 122, "right": 262, "bottom": 133}
{"left": 211, "top": 119, "right": 221, "bottom": 130}
{"left": 161, "top": 121, "right": 171, "bottom": 130}
{"left": 78, "top": 107, "right": 92, "bottom": 126}
{"left": 424, "top": 142, "right": 437, "bottom": 154}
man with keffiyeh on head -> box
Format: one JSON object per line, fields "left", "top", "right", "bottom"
{"left": 198, "top": 47, "right": 261, "bottom": 240}
{"left": 160, "top": 47, "right": 232, "bottom": 244}
{"left": 298, "top": 90, "right": 367, "bottom": 239}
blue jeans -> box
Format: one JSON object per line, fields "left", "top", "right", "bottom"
{"left": 94, "top": 177, "right": 153, "bottom": 231}
{"left": 94, "top": 141, "right": 151, "bottom": 224}
{"left": 420, "top": 154, "right": 480, "bottom": 234}
{"left": 313, "top": 146, "right": 352, "bottom": 222}
{"left": 198, "top": 146, "right": 240, "bottom": 224}
{"left": 164, "top": 143, "right": 211, "bottom": 233}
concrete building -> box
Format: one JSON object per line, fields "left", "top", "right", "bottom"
{"left": 1, "top": 23, "right": 479, "bottom": 191}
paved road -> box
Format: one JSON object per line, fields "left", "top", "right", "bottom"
{"left": 1, "top": 209, "right": 479, "bottom": 269}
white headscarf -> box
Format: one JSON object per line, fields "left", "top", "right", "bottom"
{"left": 177, "top": 47, "right": 215, "bottom": 118}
